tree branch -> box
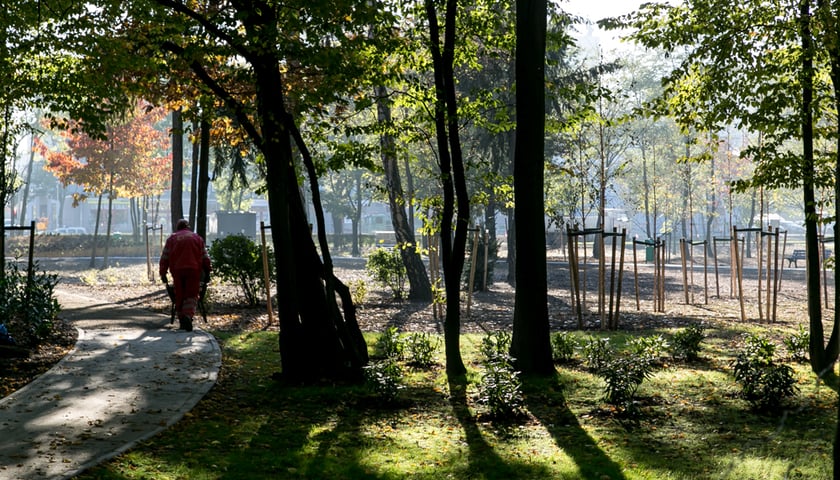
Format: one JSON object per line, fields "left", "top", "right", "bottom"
{"left": 159, "top": 41, "right": 263, "bottom": 148}
{"left": 152, "top": 0, "right": 254, "bottom": 63}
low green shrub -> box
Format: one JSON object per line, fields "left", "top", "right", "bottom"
{"left": 480, "top": 331, "right": 512, "bottom": 363}
{"left": 347, "top": 279, "right": 368, "bottom": 306}
{"left": 1, "top": 262, "right": 60, "bottom": 346}
{"left": 478, "top": 357, "right": 525, "bottom": 418}
{"left": 732, "top": 333, "right": 799, "bottom": 412}
{"left": 405, "top": 332, "right": 439, "bottom": 368}
{"left": 599, "top": 354, "right": 654, "bottom": 412}
{"left": 365, "top": 248, "right": 407, "bottom": 300}
{"left": 374, "top": 326, "right": 405, "bottom": 360}
{"left": 582, "top": 337, "right": 614, "bottom": 372}
{"left": 628, "top": 335, "right": 670, "bottom": 363}
{"left": 671, "top": 323, "right": 706, "bottom": 361}
{"left": 363, "top": 358, "right": 404, "bottom": 402}
{"left": 208, "top": 234, "right": 274, "bottom": 307}
{"left": 783, "top": 325, "right": 809, "bottom": 363}
{"left": 550, "top": 331, "right": 578, "bottom": 363}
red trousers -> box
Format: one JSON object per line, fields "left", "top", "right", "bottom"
{"left": 172, "top": 269, "right": 201, "bottom": 319}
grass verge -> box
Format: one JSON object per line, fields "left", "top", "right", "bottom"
{"left": 77, "top": 322, "right": 835, "bottom": 480}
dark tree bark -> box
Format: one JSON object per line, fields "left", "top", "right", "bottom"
{"left": 351, "top": 169, "right": 362, "bottom": 257}
{"left": 800, "top": 0, "right": 830, "bottom": 377}
{"left": 154, "top": 1, "right": 368, "bottom": 382}
{"left": 196, "top": 118, "right": 210, "bottom": 239}
{"left": 825, "top": 5, "right": 840, "bottom": 476}
{"left": 425, "top": 0, "right": 468, "bottom": 377}
{"left": 102, "top": 167, "right": 115, "bottom": 269}
{"left": 89, "top": 192, "right": 103, "bottom": 269}
{"left": 510, "top": 0, "right": 553, "bottom": 375}
{"left": 19, "top": 134, "right": 35, "bottom": 227}
{"left": 0, "top": 106, "right": 9, "bottom": 282}
{"left": 170, "top": 108, "right": 184, "bottom": 230}
{"left": 189, "top": 117, "right": 199, "bottom": 228}
{"left": 506, "top": 129, "right": 517, "bottom": 286}
{"left": 375, "top": 85, "right": 432, "bottom": 302}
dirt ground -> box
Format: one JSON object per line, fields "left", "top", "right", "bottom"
{"left": 50, "top": 253, "right": 830, "bottom": 335}
{"left": 2, "top": 252, "right": 830, "bottom": 399}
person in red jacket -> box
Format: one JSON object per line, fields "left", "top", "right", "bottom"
{"left": 159, "top": 219, "right": 211, "bottom": 331}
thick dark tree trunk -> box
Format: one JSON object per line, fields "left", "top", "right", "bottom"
{"left": 156, "top": 0, "right": 368, "bottom": 384}
{"left": 170, "top": 109, "right": 184, "bottom": 230}
{"left": 375, "top": 85, "right": 432, "bottom": 302}
{"left": 510, "top": 0, "right": 553, "bottom": 375}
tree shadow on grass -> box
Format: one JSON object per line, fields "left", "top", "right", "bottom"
{"left": 523, "top": 374, "right": 627, "bottom": 480}
{"left": 447, "top": 375, "right": 554, "bottom": 479}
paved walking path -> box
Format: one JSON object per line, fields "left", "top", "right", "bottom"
{"left": 0, "top": 288, "right": 222, "bottom": 479}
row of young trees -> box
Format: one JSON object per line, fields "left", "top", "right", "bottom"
{"left": 603, "top": 1, "right": 840, "bottom": 472}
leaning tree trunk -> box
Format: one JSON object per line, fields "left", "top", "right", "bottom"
{"left": 161, "top": 1, "right": 368, "bottom": 384}
{"left": 375, "top": 85, "right": 432, "bottom": 302}
{"left": 253, "top": 51, "right": 367, "bottom": 382}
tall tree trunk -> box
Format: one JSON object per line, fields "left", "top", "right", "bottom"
{"left": 89, "top": 192, "right": 103, "bottom": 269}
{"left": 375, "top": 85, "right": 432, "bottom": 302}
{"left": 102, "top": 168, "right": 115, "bottom": 269}
{"left": 197, "top": 118, "right": 210, "bottom": 239}
{"left": 799, "top": 1, "right": 827, "bottom": 379}
{"left": 247, "top": 17, "right": 366, "bottom": 382}
{"left": 19, "top": 134, "right": 35, "bottom": 227}
{"left": 130, "top": 197, "right": 139, "bottom": 241}
{"left": 352, "top": 171, "right": 362, "bottom": 257}
{"left": 189, "top": 117, "right": 199, "bottom": 228}
{"left": 510, "top": 0, "right": 553, "bottom": 375}
{"left": 404, "top": 156, "right": 416, "bottom": 232}
{"left": 170, "top": 108, "right": 184, "bottom": 230}
{"left": 426, "top": 0, "right": 468, "bottom": 377}
{"left": 0, "top": 106, "right": 9, "bottom": 283}
{"left": 57, "top": 185, "right": 65, "bottom": 229}
{"left": 157, "top": 0, "right": 367, "bottom": 383}
{"left": 506, "top": 131, "right": 517, "bottom": 286}
{"left": 642, "top": 146, "right": 652, "bottom": 239}
{"left": 816, "top": 1, "right": 840, "bottom": 475}
{"left": 705, "top": 151, "right": 716, "bottom": 256}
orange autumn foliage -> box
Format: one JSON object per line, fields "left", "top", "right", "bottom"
{"left": 36, "top": 101, "right": 170, "bottom": 206}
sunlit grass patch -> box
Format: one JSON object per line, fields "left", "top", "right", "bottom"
{"left": 79, "top": 322, "right": 836, "bottom": 480}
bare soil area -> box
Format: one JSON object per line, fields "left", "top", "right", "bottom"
{"left": 50, "top": 254, "right": 829, "bottom": 335}
{"left": 1, "top": 252, "right": 830, "bottom": 399}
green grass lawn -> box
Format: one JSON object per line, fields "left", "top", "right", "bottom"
{"left": 77, "top": 323, "right": 836, "bottom": 480}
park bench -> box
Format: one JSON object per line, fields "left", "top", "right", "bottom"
{"left": 786, "top": 249, "right": 806, "bottom": 268}
{"left": 785, "top": 248, "right": 834, "bottom": 268}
